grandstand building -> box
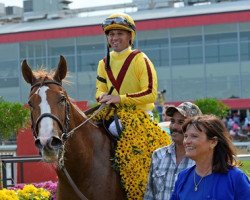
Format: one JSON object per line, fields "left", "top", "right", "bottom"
{"left": 0, "top": 0, "right": 250, "bottom": 113}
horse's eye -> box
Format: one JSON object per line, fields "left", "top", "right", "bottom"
{"left": 59, "top": 96, "right": 66, "bottom": 105}
{"left": 28, "top": 101, "right": 33, "bottom": 109}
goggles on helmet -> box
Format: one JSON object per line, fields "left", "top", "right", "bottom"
{"left": 102, "top": 17, "right": 135, "bottom": 31}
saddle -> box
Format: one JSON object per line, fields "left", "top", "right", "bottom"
{"left": 84, "top": 104, "right": 122, "bottom": 141}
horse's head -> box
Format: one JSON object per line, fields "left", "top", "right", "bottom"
{"left": 22, "top": 55, "right": 69, "bottom": 162}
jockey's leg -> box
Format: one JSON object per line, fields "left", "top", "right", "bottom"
{"left": 108, "top": 119, "right": 123, "bottom": 137}
{"left": 147, "top": 111, "right": 154, "bottom": 119}
{"left": 108, "top": 111, "right": 154, "bottom": 137}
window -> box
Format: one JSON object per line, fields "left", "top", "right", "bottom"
{"left": 23, "top": 0, "right": 33, "bottom": 12}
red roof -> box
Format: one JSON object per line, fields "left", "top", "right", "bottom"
{"left": 221, "top": 98, "right": 250, "bottom": 109}
{"left": 1, "top": 10, "right": 250, "bottom": 43}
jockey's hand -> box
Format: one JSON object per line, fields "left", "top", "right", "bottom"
{"left": 99, "top": 95, "right": 121, "bottom": 104}
{"left": 98, "top": 93, "right": 108, "bottom": 101}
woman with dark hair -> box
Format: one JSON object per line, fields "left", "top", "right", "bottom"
{"left": 170, "top": 114, "right": 250, "bottom": 200}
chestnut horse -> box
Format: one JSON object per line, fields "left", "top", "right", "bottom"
{"left": 22, "top": 56, "right": 126, "bottom": 200}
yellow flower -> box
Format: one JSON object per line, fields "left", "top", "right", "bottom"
{"left": 0, "top": 189, "right": 18, "bottom": 200}
{"left": 0, "top": 184, "right": 51, "bottom": 200}
{"left": 17, "top": 184, "right": 51, "bottom": 199}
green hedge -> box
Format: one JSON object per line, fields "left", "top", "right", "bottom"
{"left": 0, "top": 97, "right": 30, "bottom": 140}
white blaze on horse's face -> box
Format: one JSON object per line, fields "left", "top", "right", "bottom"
{"left": 36, "top": 86, "right": 53, "bottom": 144}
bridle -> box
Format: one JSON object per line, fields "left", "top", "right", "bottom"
{"left": 29, "top": 79, "right": 89, "bottom": 200}
{"left": 29, "top": 80, "right": 70, "bottom": 139}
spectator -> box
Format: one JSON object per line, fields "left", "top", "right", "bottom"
{"left": 232, "top": 111, "right": 240, "bottom": 124}
{"left": 242, "top": 114, "right": 250, "bottom": 133}
{"left": 227, "top": 117, "right": 234, "bottom": 130}
{"left": 170, "top": 115, "right": 250, "bottom": 200}
{"left": 232, "top": 121, "right": 240, "bottom": 134}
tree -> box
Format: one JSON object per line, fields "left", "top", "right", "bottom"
{"left": 194, "top": 98, "right": 229, "bottom": 118}
{"left": 0, "top": 97, "right": 30, "bottom": 141}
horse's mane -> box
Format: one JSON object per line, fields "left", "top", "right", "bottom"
{"left": 33, "top": 67, "right": 70, "bottom": 84}
{"left": 33, "top": 68, "right": 54, "bottom": 79}
{"left": 69, "top": 98, "right": 88, "bottom": 118}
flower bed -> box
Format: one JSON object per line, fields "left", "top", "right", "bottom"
{"left": 0, "top": 181, "right": 57, "bottom": 200}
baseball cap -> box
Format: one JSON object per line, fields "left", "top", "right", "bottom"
{"left": 166, "top": 102, "right": 202, "bottom": 117}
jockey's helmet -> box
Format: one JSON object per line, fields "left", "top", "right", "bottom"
{"left": 102, "top": 12, "right": 136, "bottom": 45}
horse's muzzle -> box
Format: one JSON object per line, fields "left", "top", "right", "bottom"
{"left": 35, "top": 136, "right": 63, "bottom": 150}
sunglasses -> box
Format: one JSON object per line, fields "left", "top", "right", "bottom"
{"left": 102, "top": 17, "right": 135, "bottom": 31}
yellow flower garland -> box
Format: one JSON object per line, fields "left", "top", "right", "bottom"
{"left": 92, "top": 105, "right": 172, "bottom": 199}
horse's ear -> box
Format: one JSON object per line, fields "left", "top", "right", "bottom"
{"left": 53, "top": 55, "right": 67, "bottom": 82}
{"left": 21, "top": 60, "right": 36, "bottom": 85}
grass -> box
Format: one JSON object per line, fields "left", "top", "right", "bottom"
{"left": 239, "top": 160, "right": 250, "bottom": 178}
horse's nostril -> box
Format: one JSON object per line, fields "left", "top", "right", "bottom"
{"left": 48, "top": 136, "right": 62, "bottom": 149}
{"left": 35, "top": 139, "right": 43, "bottom": 150}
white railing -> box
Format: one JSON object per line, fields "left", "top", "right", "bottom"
{"left": 0, "top": 145, "right": 17, "bottom": 155}
{"left": 0, "top": 145, "right": 17, "bottom": 188}
{"left": 233, "top": 142, "right": 250, "bottom": 152}
{"left": 237, "top": 154, "right": 250, "bottom": 161}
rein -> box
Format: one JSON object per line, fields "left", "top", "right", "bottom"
{"left": 61, "top": 166, "right": 88, "bottom": 200}
{"left": 62, "top": 86, "right": 114, "bottom": 139}
{"left": 61, "top": 103, "right": 107, "bottom": 140}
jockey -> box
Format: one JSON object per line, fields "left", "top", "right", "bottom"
{"left": 96, "top": 12, "right": 158, "bottom": 137}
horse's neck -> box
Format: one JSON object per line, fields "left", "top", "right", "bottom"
{"left": 65, "top": 104, "right": 112, "bottom": 168}
{"left": 68, "top": 103, "right": 86, "bottom": 127}
{"left": 58, "top": 104, "right": 125, "bottom": 199}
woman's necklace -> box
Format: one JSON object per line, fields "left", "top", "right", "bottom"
{"left": 193, "top": 168, "right": 211, "bottom": 192}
